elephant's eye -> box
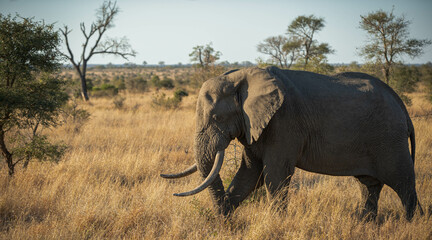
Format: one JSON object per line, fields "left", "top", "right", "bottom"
{"left": 212, "top": 114, "right": 223, "bottom": 122}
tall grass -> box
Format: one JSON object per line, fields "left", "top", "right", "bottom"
{"left": 1, "top": 91, "right": 431, "bottom": 239}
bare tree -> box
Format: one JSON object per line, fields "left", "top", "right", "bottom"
{"left": 257, "top": 35, "right": 302, "bottom": 69}
{"left": 257, "top": 35, "right": 288, "bottom": 68}
{"left": 59, "top": 1, "right": 136, "bottom": 101}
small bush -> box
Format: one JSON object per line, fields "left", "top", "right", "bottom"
{"left": 174, "top": 89, "right": 189, "bottom": 99}
{"left": 159, "top": 77, "right": 174, "bottom": 89}
{"left": 391, "top": 65, "right": 420, "bottom": 93}
{"left": 90, "top": 84, "right": 119, "bottom": 97}
{"left": 113, "top": 96, "right": 126, "bottom": 109}
{"left": 125, "top": 76, "right": 147, "bottom": 93}
{"left": 150, "top": 75, "right": 174, "bottom": 89}
{"left": 150, "top": 75, "right": 161, "bottom": 87}
{"left": 151, "top": 93, "right": 181, "bottom": 109}
{"left": 151, "top": 89, "right": 188, "bottom": 109}
{"left": 61, "top": 101, "right": 91, "bottom": 133}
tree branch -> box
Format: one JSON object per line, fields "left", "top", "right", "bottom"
{"left": 59, "top": 26, "right": 83, "bottom": 77}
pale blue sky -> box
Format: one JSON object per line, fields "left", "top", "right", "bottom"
{"left": 1, "top": 0, "right": 431, "bottom": 65}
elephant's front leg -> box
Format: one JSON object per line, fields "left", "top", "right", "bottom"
{"left": 262, "top": 147, "right": 296, "bottom": 207}
{"left": 224, "top": 149, "right": 264, "bottom": 215}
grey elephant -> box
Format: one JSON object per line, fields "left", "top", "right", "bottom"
{"left": 161, "top": 66, "right": 423, "bottom": 220}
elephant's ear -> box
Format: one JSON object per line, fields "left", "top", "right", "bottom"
{"left": 239, "top": 68, "right": 285, "bottom": 145}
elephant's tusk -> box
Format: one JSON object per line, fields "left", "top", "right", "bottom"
{"left": 160, "top": 164, "right": 198, "bottom": 179}
{"left": 173, "top": 150, "right": 225, "bottom": 197}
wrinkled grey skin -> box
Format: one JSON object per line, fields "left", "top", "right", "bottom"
{"left": 172, "top": 66, "right": 422, "bottom": 220}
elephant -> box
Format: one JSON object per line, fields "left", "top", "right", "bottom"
{"left": 161, "top": 66, "right": 423, "bottom": 220}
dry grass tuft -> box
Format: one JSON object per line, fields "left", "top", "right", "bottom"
{"left": 1, "top": 89, "right": 431, "bottom": 239}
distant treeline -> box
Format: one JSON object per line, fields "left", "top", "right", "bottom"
{"left": 60, "top": 63, "right": 432, "bottom": 106}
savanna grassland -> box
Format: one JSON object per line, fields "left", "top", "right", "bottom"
{"left": 1, "top": 67, "right": 432, "bottom": 239}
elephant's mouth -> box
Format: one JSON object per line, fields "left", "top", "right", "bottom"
{"left": 160, "top": 150, "right": 225, "bottom": 196}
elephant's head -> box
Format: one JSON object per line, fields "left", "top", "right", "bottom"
{"left": 161, "top": 67, "right": 285, "bottom": 210}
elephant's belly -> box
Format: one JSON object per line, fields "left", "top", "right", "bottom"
{"left": 295, "top": 154, "right": 376, "bottom": 177}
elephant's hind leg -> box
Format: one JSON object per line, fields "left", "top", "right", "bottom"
{"left": 390, "top": 178, "right": 419, "bottom": 221}
{"left": 355, "top": 175, "right": 384, "bottom": 221}
{"left": 382, "top": 153, "right": 420, "bottom": 221}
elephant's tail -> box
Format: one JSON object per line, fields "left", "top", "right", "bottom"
{"left": 408, "top": 117, "right": 415, "bottom": 164}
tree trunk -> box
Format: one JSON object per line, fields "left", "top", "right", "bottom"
{"left": 80, "top": 75, "right": 90, "bottom": 101}
{"left": 0, "top": 128, "right": 14, "bottom": 176}
{"left": 383, "top": 65, "right": 390, "bottom": 85}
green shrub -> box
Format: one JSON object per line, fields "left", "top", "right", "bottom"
{"left": 151, "top": 75, "right": 161, "bottom": 87}
{"left": 100, "top": 83, "right": 116, "bottom": 90}
{"left": 419, "top": 63, "right": 432, "bottom": 103}
{"left": 174, "top": 89, "right": 189, "bottom": 100}
{"left": 125, "top": 76, "right": 147, "bottom": 92}
{"left": 159, "top": 77, "right": 174, "bottom": 89}
{"left": 390, "top": 65, "right": 420, "bottom": 93}
{"left": 150, "top": 75, "right": 174, "bottom": 89}
{"left": 151, "top": 89, "right": 188, "bottom": 109}
{"left": 90, "top": 84, "right": 118, "bottom": 97}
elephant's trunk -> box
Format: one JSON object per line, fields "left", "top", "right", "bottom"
{"left": 160, "top": 164, "right": 197, "bottom": 179}
{"left": 173, "top": 150, "right": 225, "bottom": 197}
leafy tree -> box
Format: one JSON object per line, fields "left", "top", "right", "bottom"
{"left": 419, "top": 63, "right": 432, "bottom": 103}
{"left": 257, "top": 35, "right": 301, "bottom": 68}
{"left": 287, "top": 15, "right": 333, "bottom": 68}
{"left": 59, "top": 1, "right": 136, "bottom": 101}
{"left": 391, "top": 64, "right": 421, "bottom": 93}
{"left": 189, "top": 43, "right": 221, "bottom": 68}
{"left": 359, "top": 9, "right": 431, "bottom": 84}
{"left": 282, "top": 37, "right": 303, "bottom": 68}
{"left": 0, "top": 14, "right": 69, "bottom": 175}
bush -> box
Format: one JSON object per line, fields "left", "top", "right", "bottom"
{"left": 150, "top": 75, "right": 174, "bottom": 89}
{"left": 174, "top": 89, "right": 189, "bottom": 99}
{"left": 61, "top": 101, "right": 91, "bottom": 133}
{"left": 113, "top": 96, "right": 126, "bottom": 109}
{"left": 391, "top": 65, "right": 420, "bottom": 93}
{"left": 159, "top": 77, "right": 174, "bottom": 89}
{"left": 150, "top": 75, "right": 161, "bottom": 87}
{"left": 419, "top": 63, "right": 432, "bottom": 103}
{"left": 125, "top": 76, "right": 147, "bottom": 93}
{"left": 151, "top": 89, "right": 188, "bottom": 109}
{"left": 114, "top": 79, "right": 126, "bottom": 90}
{"left": 90, "top": 84, "right": 119, "bottom": 97}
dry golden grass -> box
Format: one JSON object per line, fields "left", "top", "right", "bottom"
{"left": 1, "top": 89, "right": 432, "bottom": 239}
